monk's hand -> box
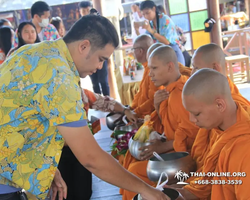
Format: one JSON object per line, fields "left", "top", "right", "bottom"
{"left": 139, "top": 139, "right": 163, "bottom": 160}
{"left": 51, "top": 169, "right": 67, "bottom": 200}
{"left": 154, "top": 90, "right": 169, "bottom": 110}
{"left": 124, "top": 109, "right": 138, "bottom": 123}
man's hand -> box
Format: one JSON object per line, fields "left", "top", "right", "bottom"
{"left": 154, "top": 90, "right": 169, "bottom": 110}
{"left": 139, "top": 139, "right": 163, "bottom": 160}
{"left": 51, "top": 169, "right": 67, "bottom": 200}
{"left": 164, "top": 185, "right": 199, "bottom": 200}
{"left": 140, "top": 186, "right": 170, "bottom": 200}
{"left": 125, "top": 109, "right": 138, "bottom": 123}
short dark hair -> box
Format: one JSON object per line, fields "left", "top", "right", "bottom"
{"left": 0, "top": 26, "right": 12, "bottom": 55}
{"left": 17, "top": 22, "right": 40, "bottom": 48}
{"left": 50, "top": 17, "right": 63, "bottom": 31}
{"left": 31, "top": 1, "right": 50, "bottom": 18}
{"left": 140, "top": 0, "right": 156, "bottom": 11}
{"left": 63, "top": 15, "right": 119, "bottom": 49}
{"left": 79, "top": 1, "right": 92, "bottom": 8}
{"left": 0, "top": 19, "right": 9, "bottom": 27}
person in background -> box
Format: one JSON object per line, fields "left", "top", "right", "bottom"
{"left": 131, "top": 3, "right": 146, "bottom": 42}
{"left": 50, "top": 17, "right": 65, "bottom": 37}
{"left": 13, "top": 1, "right": 60, "bottom": 46}
{"left": 0, "top": 26, "right": 13, "bottom": 64}
{"left": 79, "top": 1, "right": 92, "bottom": 16}
{"left": 0, "top": 19, "right": 13, "bottom": 28}
{"left": 79, "top": 3, "right": 110, "bottom": 96}
{"left": 138, "top": 1, "right": 185, "bottom": 65}
{"left": 7, "top": 22, "right": 40, "bottom": 56}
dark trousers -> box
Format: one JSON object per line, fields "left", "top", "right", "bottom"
{"left": 182, "top": 50, "right": 191, "bottom": 67}
{"left": 89, "top": 60, "right": 110, "bottom": 96}
{"left": 57, "top": 146, "right": 92, "bottom": 200}
{"left": 0, "top": 193, "right": 21, "bottom": 200}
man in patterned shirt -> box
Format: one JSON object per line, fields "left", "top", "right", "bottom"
{"left": 0, "top": 15, "right": 169, "bottom": 200}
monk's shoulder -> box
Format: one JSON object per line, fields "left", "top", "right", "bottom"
{"left": 220, "top": 135, "right": 250, "bottom": 166}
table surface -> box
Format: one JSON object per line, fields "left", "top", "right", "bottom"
{"left": 225, "top": 55, "right": 249, "bottom": 61}
{"left": 119, "top": 66, "right": 144, "bottom": 84}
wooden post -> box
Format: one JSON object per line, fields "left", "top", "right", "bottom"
{"left": 92, "top": 0, "right": 121, "bottom": 100}
{"left": 208, "top": 0, "right": 223, "bottom": 49}
{"left": 92, "top": 0, "right": 103, "bottom": 15}
{"left": 245, "top": 0, "right": 250, "bottom": 20}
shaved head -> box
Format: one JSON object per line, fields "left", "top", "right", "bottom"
{"left": 147, "top": 43, "right": 164, "bottom": 59}
{"left": 192, "top": 43, "right": 226, "bottom": 75}
{"left": 183, "top": 68, "right": 231, "bottom": 104}
{"left": 149, "top": 45, "right": 178, "bottom": 68}
{"left": 148, "top": 45, "right": 180, "bottom": 87}
{"left": 134, "top": 34, "right": 154, "bottom": 51}
{"left": 182, "top": 68, "right": 236, "bottom": 130}
{"left": 133, "top": 34, "right": 153, "bottom": 63}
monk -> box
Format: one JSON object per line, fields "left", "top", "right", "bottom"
{"left": 131, "top": 37, "right": 192, "bottom": 118}
{"left": 189, "top": 43, "right": 250, "bottom": 172}
{"left": 130, "top": 34, "right": 156, "bottom": 118}
{"left": 120, "top": 46, "right": 199, "bottom": 200}
{"left": 170, "top": 68, "right": 250, "bottom": 200}
{"left": 191, "top": 43, "right": 250, "bottom": 107}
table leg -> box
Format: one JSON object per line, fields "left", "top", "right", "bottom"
{"left": 241, "top": 61, "right": 245, "bottom": 80}
{"left": 229, "top": 62, "right": 234, "bottom": 83}
{"left": 245, "top": 58, "right": 250, "bottom": 82}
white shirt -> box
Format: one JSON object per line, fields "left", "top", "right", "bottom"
{"left": 38, "top": 30, "right": 44, "bottom": 41}
{"left": 131, "top": 12, "right": 146, "bottom": 41}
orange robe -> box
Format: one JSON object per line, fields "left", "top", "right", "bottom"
{"left": 184, "top": 103, "right": 250, "bottom": 200}
{"left": 178, "top": 62, "right": 192, "bottom": 77}
{"left": 120, "top": 75, "right": 199, "bottom": 200}
{"left": 131, "top": 62, "right": 159, "bottom": 117}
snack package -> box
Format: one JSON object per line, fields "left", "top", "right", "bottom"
{"left": 133, "top": 115, "right": 153, "bottom": 143}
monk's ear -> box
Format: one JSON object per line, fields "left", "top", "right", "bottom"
{"left": 167, "top": 61, "right": 175, "bottom": 72}
{"left": 215, "top": 98, "right": 226, "bottom": 113}
{"left": 212, "top": 63, "right": 220, "bottom": 72}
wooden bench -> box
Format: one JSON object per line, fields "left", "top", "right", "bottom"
{"left": 225, "top": 55, "right": 250, "bottom": 83}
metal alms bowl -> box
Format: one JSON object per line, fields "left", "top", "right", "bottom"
{"left": 133, "top": 188, "right": 184, "bottom": 200}
{"left": 147, "top": 152, "right": 197, "bottom": 184}
{"left": 114, "top": 124, "right": 138, "bottom": 140}
{"left": 128, "top": 135, "right": 150, "bottom": 160}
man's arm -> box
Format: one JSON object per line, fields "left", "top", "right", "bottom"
{"left": 58, "top": 125, "right": 169, "bottom": 200}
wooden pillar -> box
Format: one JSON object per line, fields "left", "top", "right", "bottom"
{"left": 208, "top": 0, "right": 223, "bottom": 49}
{"left": 92, "top": 0, "right": 103, "bottom": 15}
{"left": 245, "top": 0, "right": 250, "bottom": 20}
{"left": 92, "top": 0, "right": 121, "bottom": 100}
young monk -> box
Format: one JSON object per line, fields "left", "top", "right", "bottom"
{"left": 171, "top": 69, "right": 250, "bottom": 200}
{"left": 130, "top": 35, "right": 192, "bottom": 118}
{"left": 191, "top": 43, "right": 250, "bottom": 106}
{"left": 188, "top": 43, "right": 250, "bottom": 173}
{"left": 120, "top": 46, "right": 199, "bottom": 200}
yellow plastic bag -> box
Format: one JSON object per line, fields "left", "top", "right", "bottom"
{"left": 134, "top": 115, "right": 153, "bottom": 143}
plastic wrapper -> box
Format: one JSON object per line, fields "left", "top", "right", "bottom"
{"left": 133, "top": 115, "right": 153, "bottom": 143}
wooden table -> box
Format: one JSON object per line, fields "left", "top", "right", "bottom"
{"left": 225, "top": 55, "right": 250, "bottom": 83}
{"left": 115, "top": 66, "right": 144, "bottom": 105}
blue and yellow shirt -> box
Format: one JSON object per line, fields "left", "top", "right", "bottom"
{"left": 0, "top": 38, "right": 86, "bottom": 199}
